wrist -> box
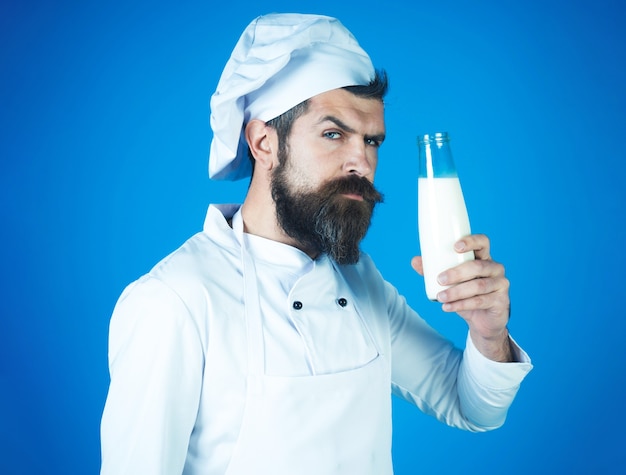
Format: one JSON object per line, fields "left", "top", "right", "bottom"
{"left": 469, "top": 328, "right": 513, "bottom": 363}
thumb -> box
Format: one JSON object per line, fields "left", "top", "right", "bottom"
{"left": 411, "top": 256, "right": 424, "bottom": 276}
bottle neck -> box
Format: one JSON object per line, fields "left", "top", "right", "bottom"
{"left": 418, "top": 132, "right": 457, "bottom": 178}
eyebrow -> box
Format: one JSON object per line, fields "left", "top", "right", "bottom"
{"left": 318, "top": 115, "right": 386, "bottom": 143}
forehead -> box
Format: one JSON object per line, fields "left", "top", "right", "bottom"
{"left": 303, "top": 88, "right": 385, "bottom": 129}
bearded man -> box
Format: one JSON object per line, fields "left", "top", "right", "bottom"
{"left": 100, "top": 13, "right": 532, "bottom": 475}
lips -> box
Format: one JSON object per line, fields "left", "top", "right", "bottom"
{"left": 341, "top": 193, "right": 364, "bottom": 201}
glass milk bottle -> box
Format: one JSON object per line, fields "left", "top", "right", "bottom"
{"left": 418, "top": 132, "right": 474, "bottom": 301}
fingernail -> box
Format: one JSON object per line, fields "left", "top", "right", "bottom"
{"left": 437, "top": 290, "right": 447, "bottom": 302}
{"left": 438, "top": 273, "right": 448, "bottom": 285}
{"left": 454, "top": 241, "right": 465, "bottom": 252}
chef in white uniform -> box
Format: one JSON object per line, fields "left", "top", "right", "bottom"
{"left": 100, "top": 13, "right": 533, "bottom": 475}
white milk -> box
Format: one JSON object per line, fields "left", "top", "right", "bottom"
{"left": 418, "top": 177, "right": 474, "bottom": 301}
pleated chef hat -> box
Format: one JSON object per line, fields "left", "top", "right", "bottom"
{"left": 208, "top": 13, "right": 375, "bottom": 180}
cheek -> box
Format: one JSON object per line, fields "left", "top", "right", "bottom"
{"left": 287, "top": 153, "right": 333, "bottom": 190}
{"left": 279, "top": 158, "right": 318, "bottom": 193}
{"left": 366, "top": 154, "right": 379, "bottom": 179}
{"left": 371, "top": 155, "right": 379, "bottom": 171}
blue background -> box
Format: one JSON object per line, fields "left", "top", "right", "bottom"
{"left": 2, "top": 0, "right": 625, "bottom": 473}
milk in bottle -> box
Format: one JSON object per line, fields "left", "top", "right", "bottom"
{"left": 417, "top": 133, "right": 474, "bottom": 301}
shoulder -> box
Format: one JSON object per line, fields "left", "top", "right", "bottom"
{"left": 148, "top": 205, "right": 242, "bottom": 296}
{"left": 150, "top": 231, "right": 238, "bottom": 283}
{"left": 111, "top": 205, "right": 244, "bottom": 330}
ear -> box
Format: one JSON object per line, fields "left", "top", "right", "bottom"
{"left": 245, "top": 119, "right": 278, "bottom": 172}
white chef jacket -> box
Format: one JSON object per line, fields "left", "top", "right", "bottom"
{"left": 100, "top": 204, "right": 532, "bottom": 474}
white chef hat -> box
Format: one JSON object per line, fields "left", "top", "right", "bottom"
{"left": 208, "top": 13, "right": 375, "bottom": 180}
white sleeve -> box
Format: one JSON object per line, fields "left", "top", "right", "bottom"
{"left": 100, "top": 276, "right": 204, "bottom": 474}
{"left": 388, "top": 281, "right": 532, "bottom": 432}
{"left": 457, "top": 333, "right": 533, "bottom": 430}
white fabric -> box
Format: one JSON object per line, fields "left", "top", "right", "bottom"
{"left": 223, "top": 210, "right": 392, "bottom": 473}
{"left": 100, "top": 204, "right": 533, "bottom": 474}
{"left": 208, "top": 13, "right": 375, "bottom": 181}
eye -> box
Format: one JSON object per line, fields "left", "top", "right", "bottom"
{"left": 323, "top": 130, "right": 342, "bottom": 140}
{"left": 366, "top": 137, "right": 382, "bottom": 147}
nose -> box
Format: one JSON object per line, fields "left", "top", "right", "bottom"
{"left": 344, "top": 139, "right": 374, "bottom": 177}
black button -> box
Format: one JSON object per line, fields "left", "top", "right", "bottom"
{"left": 292, "top": 301, "right": 303, "bottom": 310}
{"left": 337, "top": 298, "right": 348, "bottom": 307}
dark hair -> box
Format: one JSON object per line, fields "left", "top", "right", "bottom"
{"left": 343, "top": 68, "right": 389, "bottom": 100}
{"left": 248, "top": 69, "right": 389, "bottom": 172}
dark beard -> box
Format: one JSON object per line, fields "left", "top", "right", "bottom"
{"left": 271, "top": 159, "right": 384, "bottom": 265}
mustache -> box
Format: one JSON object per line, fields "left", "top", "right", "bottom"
{"left": 318, "top": 175, "right": 384, "bottom": 205}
